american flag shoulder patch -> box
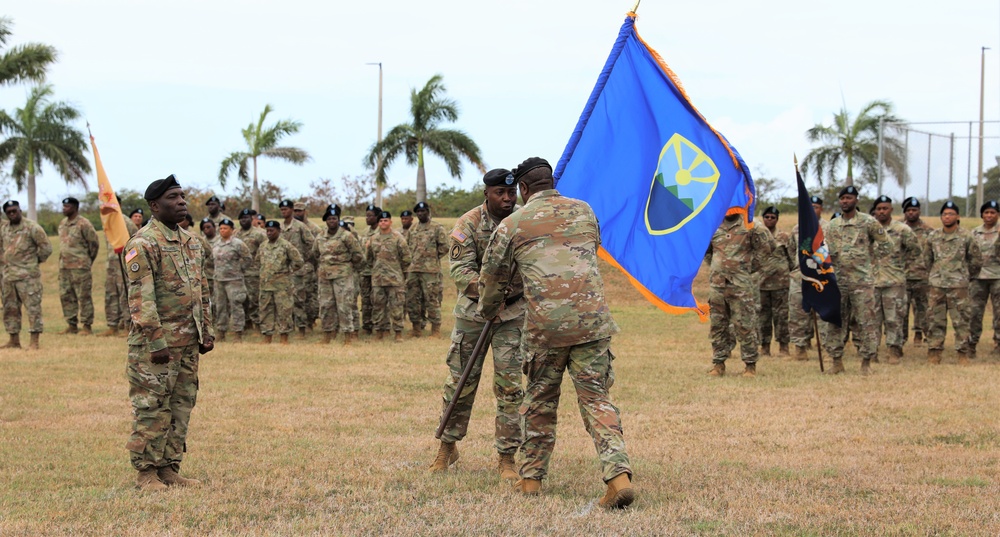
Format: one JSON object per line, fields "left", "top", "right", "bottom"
{"left": 124, "top": 248, "right": 138, "bottom": 262}
{"left": 451, "top": 230, "right": 467, "bottom": 242}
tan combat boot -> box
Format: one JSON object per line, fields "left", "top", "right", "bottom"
{"left": 497, "top": 453, "right": 518, "bottom": 482}
{"left": 430, "top": 324, "right": 441, "bottom": 338}
{"left": 513, "top": 478, "right": 541, "bottom": 495}
{"left": 826, "top": 358, "right": 845, "bottom": 375}
{"left": 779, "top": 343, "right": 790, "bottom": 356}
{"left": 158, "top": 466, "right": 201, "bottom": 487}
{"left": 887, "top": 346, "right": 903, "bottom": 365}
{"left": 741, "top": 363, "right": 757, "bottom": 378}
{"left": 411, "top": 324, "right": 422, "bottom": 338}
{"left": 860, "top": 358, "right": 872, "bottom": 376}
{"left": 80, "top": 325, "right": 92, "bottom": 336}
{"left": 136, "top": 469, "right": 168, "bottom": 492}
{"left": 58, "top": 324, "right": 78, "bottom": 335}
{"left": 928, "top": 349, "right": 942, "bottom": 364}
{"left": 363, "top": 328, "right": 373, "bottom": 336}
{"left": 263, "top": 334, "right": 273, "bottom": 344}
{"left": 321, "top": 332, "right": 332, "bottom": 344}
{"left": 598, "top": 473, "right": 635, "bottom": 509}
{"left": 298, "top": 327, "right": 307, "bottom": 339}
{"left": 280, "top": 333, "right": 289, "bottom": 345}
{"left": 28, "top": 333, "right": 39, "bottom": 350}
{"left": 1, "top": 333, "right": 20, "bottom": 349}
{"left": 232, "top": 331, "right": 242, "bottom": 343}
{"left": 428, "top": 441, "right": 460, "bottom": 472}
{"left": 394, "top": 331, "right": 404, "bottom": 342}
{"left": 99, "top": 327, "right": 118, "bottom": 338}
{"left": 968, "top": 347, "right": 977, "bottom": 361}
{"left": 794, "top": 346, "right": 808, "bottom": 361}
{"left": 760, "top": 343, "right": 771, "bottom": 357}
{"left": 913, "top": 332, "right": 924, "bottom": 347}
{"left": 958, "top": 351, "right": 971, "bottom": 366}
{"left": 343, "top": 332, "right": 354, "bottom": 346}
{"left": 376, "top": 331, "right": 386, "bottom": 341}
{"left": 707, "top": 362, "right": 725, "bottom": 376}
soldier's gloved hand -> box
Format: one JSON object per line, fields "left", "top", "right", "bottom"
{"left": 199, "top": 337, "right": 215, "bottom": 354}
{"left": 150, "top": 348, "right": 170, "bottom": 365}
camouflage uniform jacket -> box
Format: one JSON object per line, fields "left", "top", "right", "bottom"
{"left": 58, "top": 215, "right": 100, "bottom": 269}
{"left": 903, "top": 218, "right": 934, "bottom": 280}
{"left": 450, "top": 202, "right": 525, "bottom": 323}
{"left": 123, "top": 218, "right": 213, "bottom": 352}
{"left": 281, "top": 218, "right": 316, "bottom": 269}
{"left": 235, "top": 226, "right": 267, "bottom": 277}
{"left": 302, "top": 218, "right": 322, "bottom": 237}
{"left": 212, "top": 237, "right": 251, "bottom": 282}
{"left": 108, "top": 216, "right": 139, "bottom": 263}
{"left": 196, "top": 234, "right": 215, "bottom": 282}
{"left": 874, "top": 220, "right": 921, "bottom": 288}
{"left": 360, "top": 226, "right": 379, "bottom": 276}
{"left": 365, "top": 230, "right": 411, "bottom": 287}
{"left": 0, "top": 218, "right": 52, "bottom": 281}
{"left": 971, "top": 224, "right": 1000, "bottom": 280}
{"left": 703, "top": 218, "right": 774, "bottom": 289}
{"left": 824, "top": 212, "right": 890, "bottom": 286}
{"left": 758, "top": 227, "right": 792, "bottom": 291}
{"left": 312, "top": 227, "right": 363, "bottom": 280}
{"left": 257, "top": 238, "right": 305, "bottom": 291}
{"left": 478, "top": 189, "right": 619, "bottom": 349}
{"left": 407, "top": 220, "right": 449, "bottom": 273}
{"left": 926, "top": 227, "right": 982, "bottom": 288}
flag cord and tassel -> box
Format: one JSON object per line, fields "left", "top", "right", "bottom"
{"left": 812, "top": 311, "right": 824, "bottom": 373}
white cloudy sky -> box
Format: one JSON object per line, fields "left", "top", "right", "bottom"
{"left": 2, "top": 0, "right": 999, "bottom": 207}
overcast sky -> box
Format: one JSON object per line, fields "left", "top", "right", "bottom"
{"left": 3, "top": 0, "right": 999, "bottom": 208}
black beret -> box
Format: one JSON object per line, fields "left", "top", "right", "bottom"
{"left": 62, "top": 197, "right": 79, "bottom": 206}
{"left": 130, "top": 208, "right": 144, "bottom": 217}
{"left": 239, "top": 208, "right": 253, "bottom": 217}
{"left": 378, "top": 210, "right": 391, "bottom": 219}
{"left": 218, "top": 218, "right": 234, "bottom": 228}
{"left": 762, "top": 206, "right": 778, "bottom": 217}
{"left": 400, "top": 210, "right": 412, "bottom": 217}
{"left": 199, "top": 217, "right": 214, "bottom": 229}
{"left": 902, "top": 197, "right": 920, "bottom": 210}
{"left": 838, "top": 185, "right": 859, "bottom": 198}
{"left": 941, "top": 201, "right": 959, "bottom": 214}
{"left": 874, "top": 195, "right": 892, "bottom": 207}
{"left": 325, "top": 204, "right": 341, "bottom": 217}
{"left": 512, "top": 157, "right": 552, "bottom": 181}
{"left": 3, "top": 200, "right": 19, "bottom": 210}
{"left": 810, "top": 196, "right": 823, "bottom": 206}
{"left": 365, "top": 204, "right": 379, "bottom": 213}
{"left": 279, "top": 200, "right": 293, "bottom": 208}
{"left": 483, "top": 168, "right": 515, "bottom": 187}
{"left": 414, "top": 201, "right": 429, "bottom": 211}
{"left": 206, "top": 195, "right": 221, "bottom": 205}
{"left": 144, "top": 174, "right": 181, "bottom": 201}
{"left": 254, "top": 214, "right": 265, "bottom": 221}
{"left": 339, "top": 220, "right": 349, "bottom": 229}
{"left": 265, "top": 220, "right": 281, "bottom": 229}
{"left": 982, "top": 201, "right": 999, "bottom": 215}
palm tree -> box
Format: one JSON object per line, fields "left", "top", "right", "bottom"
{"left": 218, "top": 104, "right": 310, "bottom": 212}
{"left": 0, "top": 85, "right": 90, "bottom": 221}
{"left": 365, "top": 74, "right": 485, "bottom": 203}
{"left": 801, "top": 99, "right": 907, "bottom": 189}
{"left": 0, "top": 17, "right": 58, "bottom": 87}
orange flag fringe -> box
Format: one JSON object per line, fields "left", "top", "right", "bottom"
{"left": 91, "top": 135, "right": 130, "bottom": 253}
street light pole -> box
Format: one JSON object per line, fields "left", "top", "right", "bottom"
{"left": 977, "top": 46, "right": 990, "bottom": 211}
{"left": 367, "top": 62, "right": 384, "bottom": 207}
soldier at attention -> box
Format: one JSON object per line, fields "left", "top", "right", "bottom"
{"left": 57, "top": 196, "right": 100, "bottom": 336}
{"left": 364, "top": 210, "right": 411, "bottom": 341}
{"left": 212, "top": 218, "right": 252, "bottom": 342}
{"left": 757, "top": 206, "right": 792, "bottom": 357}
{"left": 405, "top": 201, "right": 449, "bottom": 338}
{"left": 312, "top": 204, "right": 363, "bottom": 344}
{"left": 968, "top": 200, "right": 1000, "bottom": 357}
{"left": 871, "top": 195, "right": 921, "bottom": 364}
{"left": 257, "top": 220, "right": 304, "bottom": 345}
{"left": 0, "top": 200, "right": 52, "bottom": 350}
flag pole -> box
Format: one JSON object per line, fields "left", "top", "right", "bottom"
{"left": 631, "top": 0, "right": 641, "bottom": 13}
{"left": 812, "top": 312, "right": 824, "bottom": 373}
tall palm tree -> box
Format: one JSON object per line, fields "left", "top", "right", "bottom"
{"left": 365, "top": 74, "right": 485, "bottom": 203}
{"left": 0, "top": 85, "right": 90, "bottom": 221}
{"left": 801, "top": 99, "right": 907, "bottom": 189}
{"left": 219, "top": 104, "right": 310, "bottom": 212}
{"left": 0, "top": 17, "right": 57, "bottom": 87}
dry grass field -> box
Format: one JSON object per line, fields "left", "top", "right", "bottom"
{"left": 2, "top": 214, "right": 1000, "bottom": 535}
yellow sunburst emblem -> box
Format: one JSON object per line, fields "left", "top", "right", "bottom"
{"left": 645, "top": 133, "right": 720, "bottom": 235}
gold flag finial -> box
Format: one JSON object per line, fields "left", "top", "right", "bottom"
{"left": 794, "top": 154, "right": 799, "bottom": 172}
{"left": 632, "top": 0, "right": 641, "bottom": 13}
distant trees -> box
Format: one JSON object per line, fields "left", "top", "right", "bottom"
{"left": 0, "top": 17, "right": 57, "bottom": 87}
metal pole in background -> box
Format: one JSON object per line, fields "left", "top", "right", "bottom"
{"left": 366, "top": 62, "right": 384, "bottom": 207}
{"left": 968, "top": 122, "right": 974, "bottom": 216}
{"left": 877, "top": 117, "right": 885, "bottom": 196}
{"left": 978, "top": 46, "right": 990, "bottom": 211}
{"left": 903, "top": 128, "right": 909, "bottom": 201}
{"left": 926, "top": 134, "right": 932, "bottom": 213}
{"left": 949, "top": 132, "right": 955, "bottom": 199}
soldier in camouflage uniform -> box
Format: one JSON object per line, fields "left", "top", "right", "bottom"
{"left": 312, "top": 205, "right": 363, "bottom": 344}
{"left": 279, "top": 200, "right": 316, "bottom": 337}
{"left": 901, "top": 197, "right": 933, "bottom": 346}
{"left": 478, "top": 158, "right": 633, "bottom": 509}
{"left": 365, "top": 210, "right": 411, "bottom": 341}
{"left": 872, "top": 195, "right": 921, "bottom": 364}
{"left": 926, "top": 201, "right": 982, "bottom": 364}
{"left": 430, "top": 169, "right": 525, "bottom": 482}
{"left": 405, "top": 201, "right": 449, "bottom": 338}
{"left": 257, "top": 220, "right": 305, "bottom": 344}
{"left": 212, "top": 219, "right": 251, "bottom": 342}
{"left": 342, "top": 216, "right": 362, "bottom": 334}
{"left": 57, "top": 197, "right": 100, "bottom": 335}
{"left": 786, "top": 196, "right": 824, "bottom": 359}
{"left": 236, "top": 208, "right": 267, "bottom": 330}
{"left": 124, "top": 176, "right": 214, "bottom": 491}
{"left": 400, "top": 210, "right": 414, "bottom": 237}
{"left": 203, "top": 195, "right": 232, "bottom": 232}
{"left": 0, "top": 200, "right": 52, "bottom": 350}
{"left": 358, "top": 205, "right": 380, "bottom": 335}
{"left": 705, "top": 213, "right": 774, "bottom": 376}
{"left": 101, "top": 206, "right": 139, "bottom": 337}
{"left": 294, "top": 201, "right": 322, "bottom": 328}
{"left": 758, "top": 206, "right": 791, "bottom": 356}
{"left": 130, "top": 208, "right": 146, "bottom": 229}
{"left": 820, "top": 186, "right": 891, "bottom": 375}
{"left": 968, "top": 200, "right": 1000, "bottom": 357}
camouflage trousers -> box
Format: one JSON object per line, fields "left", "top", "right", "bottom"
{"left": 3, "top": 277, "right": 43, "bottom": 334}
{"left": 437, "top": 316, "right": 524, "bottom": 454}
{"left": 819, "top": 282, "right": 878, "bottom": 360}
{"left": 360, "top": 275, "right": 373, "bottom": 331}
{"left": 351, "top": 275, "right": 361, "bottom": 332}
{"left": 520, "top": 337, "right": 631, "bottom": 483}
{"left": 243, "top": 274, "right": 260, "bottom": 326}
{"left": 260, "top": 286, "right": 294, "bottom": 335}
{"left": 927, "top": 286, "right": 971, "bottom": 353}
{"left": 292, "top": 273, "right": 309, "bottom": 329}
{"left": 372, "top": 285, "right": 405, "bottom": 332}
{"left": 319, "top": 275, "right": 356, "bottom": 333}
{"left": 874, "top": 285, "right": 907, "bottom": 350}
{"left": 708, "top": 284, "right": 759, "bottom": 363}
{"left": 903, "top": 279, "right": 929, "bottom": 342}
{"left": 787, "top": 277, "right": 815, "bottom": 347}
{"left": 759, "top": 288, "right": 789, "bottom": 346}
{"left": 214, "top": 279, "right": 247, "bottom": 334}
{"left": 406, "top": 272, "right": 442, "bottom": 328}
{"left": 306, "top": 269, "right": 319, "bottom": 326}
{"left": 968, "top": 278, "right": 1000, "bottom": 347}
{"left": 105, "top": 258, "right": 128, "bottom": 329}
{"left": 126, "top": 343, "right": 199, "bottom": 472}
{"left": 59, "top": 268, "right": 94, "bottom": 327}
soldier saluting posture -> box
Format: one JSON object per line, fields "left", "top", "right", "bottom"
{"left": 124, "top": 175, "right": 214, "bottom": 491}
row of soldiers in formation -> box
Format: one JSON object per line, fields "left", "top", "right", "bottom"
{"left": 706, "top": 184, "right": 1000, "bottom": 377}
{"left": 0, "top": 194, "right": 452, "bottom": 349}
